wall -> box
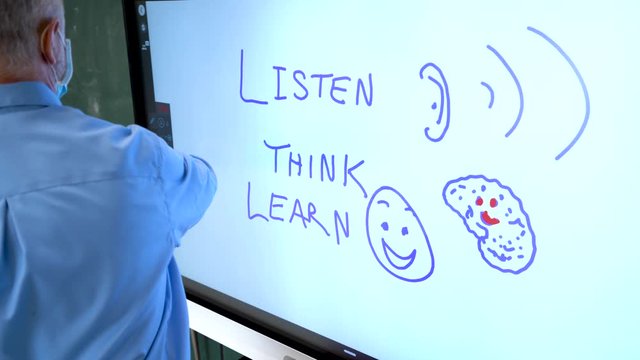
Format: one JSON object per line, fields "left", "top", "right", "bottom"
{"left": 64, "top": 0, "right": 133, "bottom": 125}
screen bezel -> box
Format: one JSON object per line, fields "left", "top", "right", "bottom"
{"left": 121, "top": 1, "right": 375, "bottom": 359}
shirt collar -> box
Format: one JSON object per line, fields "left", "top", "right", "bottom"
{"left": 0, "top": 81, "right": 62, "bottom": 108}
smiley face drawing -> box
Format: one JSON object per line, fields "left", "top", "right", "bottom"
{"left": 366, "top": 186, "right": 435, "bottom": 282}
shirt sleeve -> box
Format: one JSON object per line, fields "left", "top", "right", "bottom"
{"left": 151, "top": 132, "right": 217, "bottom": 247}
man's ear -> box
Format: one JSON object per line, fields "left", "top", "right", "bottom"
{"left": 40, "top": 19, "right": 61, "bottom": 66}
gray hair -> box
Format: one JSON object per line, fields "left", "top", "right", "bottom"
{"left": 0, "top": 0, "right": 64, "bottom": 71}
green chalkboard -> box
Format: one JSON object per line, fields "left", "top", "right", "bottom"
{"left": 63, "top": 0, "right": 134, "bottom": 126}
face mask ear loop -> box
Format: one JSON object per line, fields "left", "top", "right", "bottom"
{"left": 60, "top": 39, "right": 73, "bottom": 85}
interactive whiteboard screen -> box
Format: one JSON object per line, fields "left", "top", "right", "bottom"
{"left": 136, "top": 0, "right": 640, "bottom": 358}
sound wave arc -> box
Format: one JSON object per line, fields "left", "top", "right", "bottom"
{"left": 527, "top": 26, "right": 591, "bottom": 161}
{"left": 487, "top": 45, "right": 524, "bottom": 138}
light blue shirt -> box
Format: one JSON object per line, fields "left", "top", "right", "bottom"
{"left": 0, "top": 82, "right": 216, "bottom": 359}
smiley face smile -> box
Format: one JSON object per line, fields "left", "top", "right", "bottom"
{"left": 382, "top": 239, "right": 417, "bottom": 270}
{"left": 481, "top": 211, "right": 500, "bottom": 226}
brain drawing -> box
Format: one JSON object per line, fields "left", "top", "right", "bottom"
{"left": 442, "top": 175, "right": 536, "bottom": 274}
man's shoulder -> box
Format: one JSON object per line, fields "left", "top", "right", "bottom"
{"left": 56, "top": 107, "right": 166, "bottom": 173}
{"left": 51, "top": 105, "right": 158, "bottom": 143}
{"left": 1, "top": 106, "right": 172, "bottom": 197}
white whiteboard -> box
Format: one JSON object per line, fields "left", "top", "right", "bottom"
{"left": 144, "top": 0, "right": 640, "bottom": 358}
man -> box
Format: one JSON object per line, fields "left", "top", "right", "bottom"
{"left": 0, "top": 0, "right": 217, "bottom": 358}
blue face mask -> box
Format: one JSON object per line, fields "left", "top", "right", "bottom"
{"left": 51, "top": 33, "right": 74, "bottom": 98}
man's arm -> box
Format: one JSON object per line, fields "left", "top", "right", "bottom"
{"left": 154, "top": 134, "right": 217, "bottom": 247}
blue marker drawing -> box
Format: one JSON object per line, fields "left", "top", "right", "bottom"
{"left": 366, "top": 186, "right": 434, "bottom": 282}
{"left": 239, "top": 49, "right": 269, "bottom": 105}
{"left": 527, "top": 26, "right": 591, "bottom": 161}
{"left": 480, "top": 81, "right": 495, "bottom": 109}
{"left": 383, "top": 240, "right": 417, "bottom": 270}
{"left": 442, "top": 175, "right": 536, "bottom": 274}
{"left": 419, "top": 63, "right": 451, "bottom": 142}
{"left": 486, "top": 45, "right": 524, "bottom": 138}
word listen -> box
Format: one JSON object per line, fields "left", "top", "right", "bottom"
{"left": 240, "top": 49, "right": 374, "bottom": 106}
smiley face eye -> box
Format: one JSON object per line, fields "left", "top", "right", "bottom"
{"left": 490, "top": 198, "right": 498, "bottom": 208}
{"left": 401, "top": 226, "right": 409, "bottom": 236}
{"left": 381, "top": 222, "right": 389, "bottom": 231}
{"left": 476, "top": 196, "right": 484, "bottom": 206}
